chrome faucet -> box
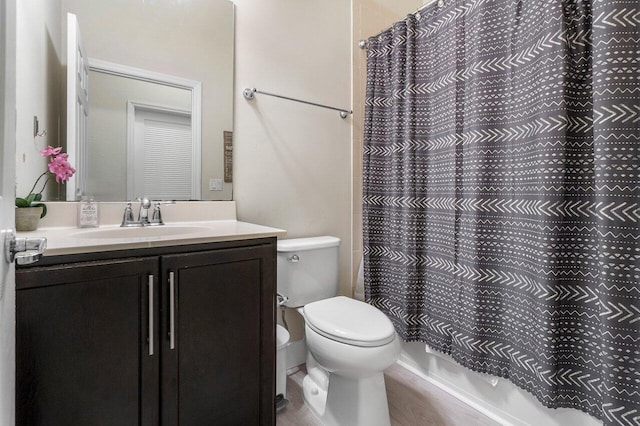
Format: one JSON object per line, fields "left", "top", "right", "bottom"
{"left": 121, "top": 198, "right": 175, "bottom": 227}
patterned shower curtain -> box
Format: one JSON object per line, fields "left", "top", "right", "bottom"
{"left": 362, "top": 0, "right": 639, "bottom": 423}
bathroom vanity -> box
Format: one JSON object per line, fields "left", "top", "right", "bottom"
{"left": 14, "top": 207, "right": 285, "bottom": 426}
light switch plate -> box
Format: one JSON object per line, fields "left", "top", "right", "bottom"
{"left": 209, "top": 178, "right": 223, "bottom": 191}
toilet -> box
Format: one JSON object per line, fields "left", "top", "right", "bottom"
{"left": 277, "top": 236, "right": 401, "bottom": 426}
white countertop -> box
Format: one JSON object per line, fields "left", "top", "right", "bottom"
{"left": 18, "top": 220, "right": 287, "bottom": 257}
{"left": 17, "top": 201, "right": 286, "bottom": 257}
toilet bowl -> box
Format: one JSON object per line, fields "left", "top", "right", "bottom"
{"left": 277, "top": 237, "right": 400, "bottom": 426}
{"left": 301, "top": 296, "right": 401, "bottom": 426}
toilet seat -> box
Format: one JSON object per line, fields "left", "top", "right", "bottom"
{"left": 303, "top": 296, "right": 396, "bottom": 347}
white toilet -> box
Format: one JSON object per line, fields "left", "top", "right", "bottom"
{"left": 277, "top": 236, "right": 401, "bottom": 426}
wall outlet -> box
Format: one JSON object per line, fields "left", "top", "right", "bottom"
{"left": 209, "top": 178, "right": 223, "bottom": 191}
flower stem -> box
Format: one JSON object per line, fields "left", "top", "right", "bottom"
{"left": 35, "top": 176, "right": 50, "bottom": 195}
{"left": 27, "top": 172, "right": 48, "bottom": 196}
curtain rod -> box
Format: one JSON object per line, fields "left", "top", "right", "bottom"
{"left": 358, "top": 0, "right": 443, "bottom": 50}
{"left": 242, "top": 88, "right": 352, "bottom": 119}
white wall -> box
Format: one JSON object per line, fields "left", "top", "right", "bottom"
{"left": 233, "top": 0, "right": 352, "bottom": 339}
{"left": 15, "top": 0, "right": 62, "bottom": 200}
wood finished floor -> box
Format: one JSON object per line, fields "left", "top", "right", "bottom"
{"left": 276, "top": 363, "right": 501, "bottom": 426}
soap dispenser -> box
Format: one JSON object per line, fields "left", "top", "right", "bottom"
{"left": 77, "top": 196, "right": 99, "bottom": 228}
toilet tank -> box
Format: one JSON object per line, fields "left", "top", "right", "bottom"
{"left": 277, "top": 236, "right": 340, "bottom": 308}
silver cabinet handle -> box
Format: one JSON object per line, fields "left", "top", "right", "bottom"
{"left": 169, "top": 271, "right": 175, "bottom": 350}
{"left": 148, "top": 275, "right": 154, "bottom": 356}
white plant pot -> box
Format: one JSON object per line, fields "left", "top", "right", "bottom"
{"left": 15, "top": 207, "right": 43, "bottom": 232}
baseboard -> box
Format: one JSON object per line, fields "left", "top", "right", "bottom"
{"left": 395, "top": 359, "right": 523, "bottom": 426}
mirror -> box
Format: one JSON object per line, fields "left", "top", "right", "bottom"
{"left": 17, "top": 0, "right": 235, "bottom": 201}
{"left": 83, "top": 61, "right": 201, "bottom": 201}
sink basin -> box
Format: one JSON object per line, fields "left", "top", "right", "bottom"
{"left": 73, "top": 225, "right": 212, "bottom": 239}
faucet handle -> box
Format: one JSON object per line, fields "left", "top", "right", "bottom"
{"left": 150, "top": 201, "right": 175, "bottom": 225}
{"left": 121, "top": 202, "right": 136, "bottom": 227}
{"left": 151, "top": 203, "right": 163, "bottom": 225}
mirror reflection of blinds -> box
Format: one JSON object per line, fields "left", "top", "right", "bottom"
{"left": 143, "top": 119, "right": 192, "bottom": 200}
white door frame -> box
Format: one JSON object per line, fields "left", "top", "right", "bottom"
{"left": 0, "top": 0, "right": 17, "bottom": 424}
{"left": 126, "top": 101, "right": 196, "bottom": 200}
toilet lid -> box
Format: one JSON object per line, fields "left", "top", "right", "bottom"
{"left": 303, "top": 296, "right": 396, "bottom": 347}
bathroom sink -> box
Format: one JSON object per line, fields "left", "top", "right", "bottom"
{"left": 73, "top": 225, "right": 212, "bottom": 239}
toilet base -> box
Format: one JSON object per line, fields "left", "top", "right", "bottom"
{"left": 302, "top": 366, "right": 392, "bottom": 426}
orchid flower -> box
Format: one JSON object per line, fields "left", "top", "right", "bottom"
{"left": 39, "top": 146, "right": 62, "bottom": 156}
{"left": 48, "top": 153, "right": 76, "bottom": 183}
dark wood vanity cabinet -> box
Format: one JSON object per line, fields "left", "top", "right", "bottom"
{"left": 16, "top": 239, "right": 276, "bottom": 426}
{"left": 16, "top": 257, "right": 160, "bottom": 426}
{"left": 160, "top": 245, "right": 275, "bottom": 426}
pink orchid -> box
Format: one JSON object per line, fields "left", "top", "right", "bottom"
{"left": 39, "top": 145, "right": 62, "bottom": 157}
{"left": 47, "top": 153, "right": 76, "bottom": 183}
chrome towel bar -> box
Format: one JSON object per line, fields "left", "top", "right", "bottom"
{"left": 243, "top": 87, "right": 352, "bottom": 119}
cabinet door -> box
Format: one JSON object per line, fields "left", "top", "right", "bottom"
{"left": 161, "top": 243, "right": 275, "bottom": 426}
{"left": 16, "top": 257, "right": 160, "bottom": 426}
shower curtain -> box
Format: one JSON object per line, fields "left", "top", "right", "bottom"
{"left": 362, "top": 0, "right": 639, "bottom": 423}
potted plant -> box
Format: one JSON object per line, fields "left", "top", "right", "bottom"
{"left": 15, "top": 146, "right": 75, "bottom": 231}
